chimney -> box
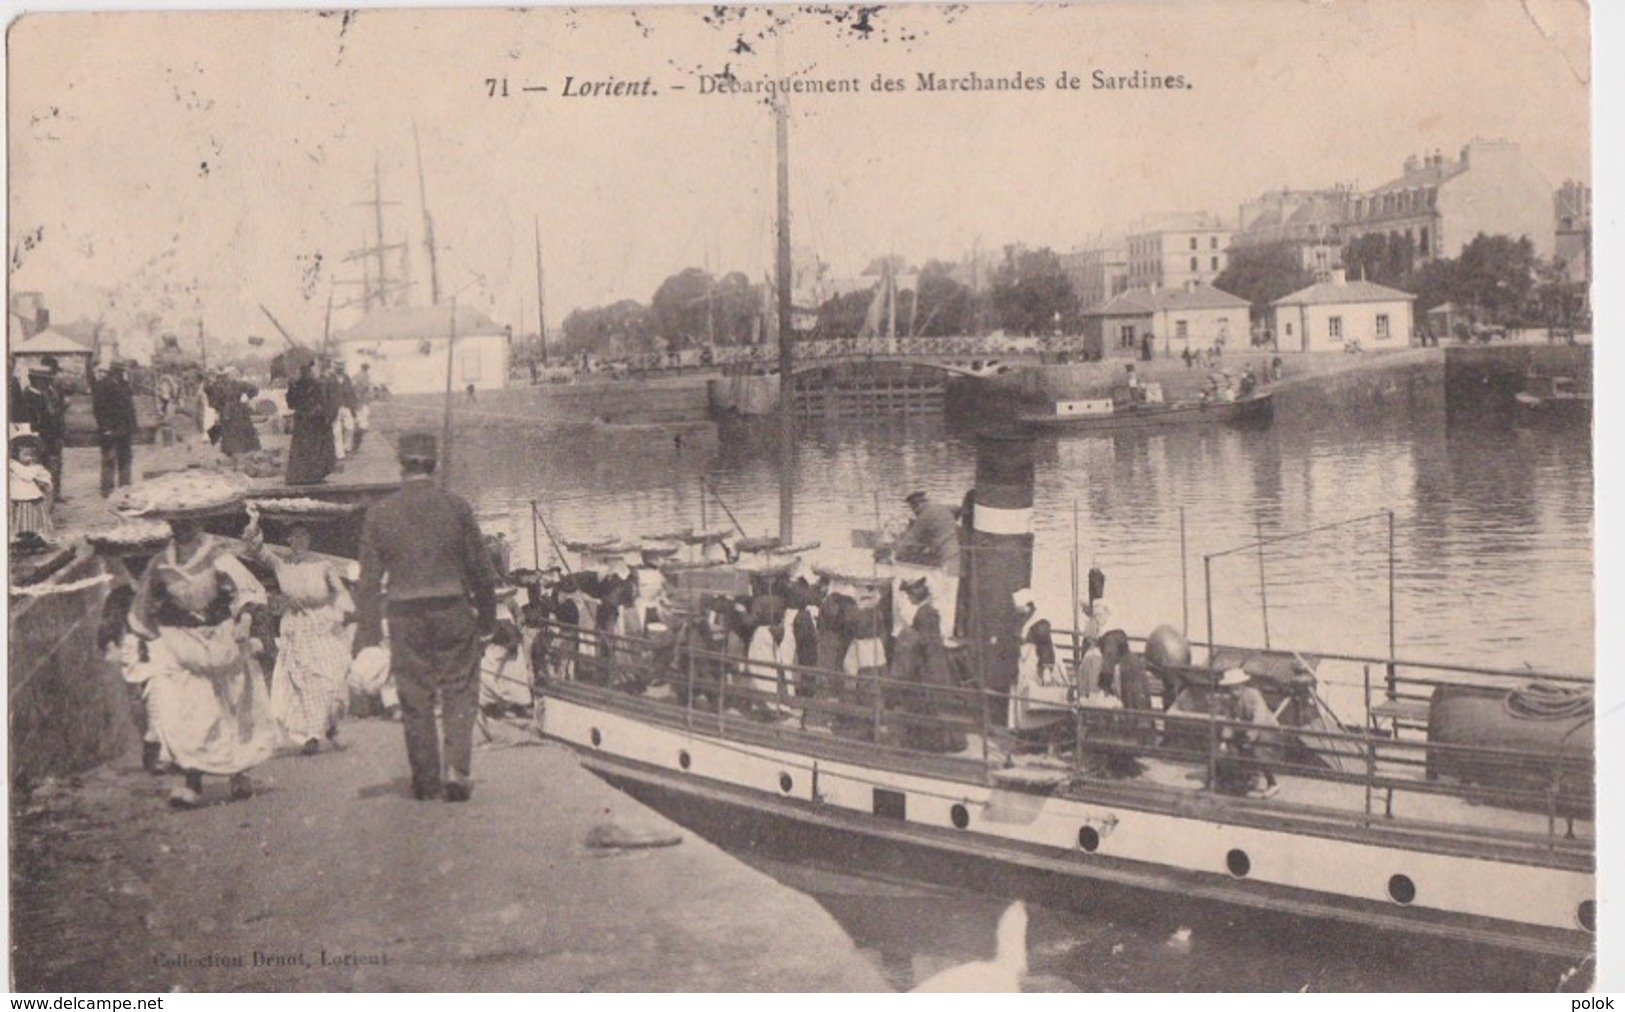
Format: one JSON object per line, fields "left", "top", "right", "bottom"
{"left": 1459, "top": 145, "right": 1470, "bottom": 167}
{"left": 35, "top": 308, "right": 49, "bottom": 332}
{"left": 1404, "top": 154, "right": 1421, "bottom": 174}
{"left": 1329, "top": 268, "right": 1348, "bottom": 285}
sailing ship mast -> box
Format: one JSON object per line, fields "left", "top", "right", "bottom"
{"left": 414, "top": 125, "right": 442, "bottom": 306}
{"left": 534, "top": 216, "right": 548, "bottom": 366}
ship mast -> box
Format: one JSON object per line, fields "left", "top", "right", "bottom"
{"left": 775, "top": 94, "right": 795, "bottom": 544}
{"left": 534, "top": 216, "right": 548, "bottom": 366}
{"left": 414, "top": 124, "right": 442, "bottom": 306}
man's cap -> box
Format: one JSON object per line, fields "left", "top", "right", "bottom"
{"left": 396, "top": 431, "right": 438, "bottom": 463}
{"left": 900, "top": 576, "right": 930, "bottom": 598}
{"left": 1218, "top": 667, "right": 1251, "bottom": 687}
{"left": 905, "top": 491, "right": 928, "bottom": 507}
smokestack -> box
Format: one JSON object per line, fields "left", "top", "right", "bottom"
{"left": 965, "top": 429, "right": 1036, "bottom": 713}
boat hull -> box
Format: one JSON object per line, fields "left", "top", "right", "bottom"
{"left": 1019, "top": 392, "right": 1274, "bottom": 431}
{"left": 540, "top": 688, "right": 1593, "bottom": 960}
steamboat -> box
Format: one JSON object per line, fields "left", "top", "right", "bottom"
{"left": 529, "top": 430, "right": 1594, "bottom": 965}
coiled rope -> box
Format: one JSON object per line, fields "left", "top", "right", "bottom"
{"left": 1504, "top": 681, "right": 1593, "bottom": 721}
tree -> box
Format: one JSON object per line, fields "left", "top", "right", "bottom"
{"left": 561, "top": 299, "right": 655, "bottom": 357}
{"left": 913, "top": 260, "right": 976, "bottom": 336}
{"left": 1212, "top": 242, "right": 1316, "bottom": 320}
{"left": 1343, "top": 232, "right": 1416, "bottom": 288}
{"left": 812, "top": 288, "right": 874, "bottom": 340}
{"left": 990, "top": 245, "right": 1079, "bottom": 336}
{"left": 1453, "top": 234, "right": 1536, "bottom": 326}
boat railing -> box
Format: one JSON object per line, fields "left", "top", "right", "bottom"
{"left": 533, "top": 619, "right": 1592, "bottom": 852}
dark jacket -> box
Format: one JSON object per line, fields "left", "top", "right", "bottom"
{"left": 91, "top": 373, "right": 138, "bottom": 439}
{"left": 354, "top": 476, "right": 498, "bottom": 650}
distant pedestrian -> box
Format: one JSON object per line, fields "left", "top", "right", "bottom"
{"left": 207, "top": 367, "right": 261, "bottom": 458}
{"left": 285, "top": 361, "right": 335, "bottom": 484}
{"left": 25, "top": 358, "right": 67, "bottom": 503}
{"left": 466, "top": 383, "right": 477, "bottom": 404}
{"left": 354, "top": 432, "right": 497, "bottom": 803}
{"left": 91, "top": 362, "right": 138, "bottom": 496}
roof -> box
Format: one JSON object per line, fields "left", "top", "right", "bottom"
{"left": 1150, "top": 286, "right": 1250, "bottom": 312}
{"left": 1087, "top": 286, "right": 1250, "bottom": 317}
{"left": 1273, "top": 279, "right": 1416, "bottom": 306}
{"left": 1367, "top": 160, "right": 1465, "bottom": 196}
{"left": 1086, "top": 289, "right": 1157, "bottom": 317}
{"left": 14, "top": 328, "right": 94, "bottom": 355}
{"left": 336, "top": 304, "right": 507, "bottom": 343}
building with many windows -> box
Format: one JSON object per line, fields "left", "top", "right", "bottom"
{"left": 1553, "top": 179, "right": 1591, "bottom": 287}
{"left": 1059, "top": 241, "right": 1130, "bottom": 313}
{"left": 1125, "top": 213, "right": 1232, "bottom": 291}
{"left": 1231, "top": 188, "right": 1351, "bottom": 274}
{"left": 1271, "top": 271, "right": 1414, "bottom": 353}
{"left": 1341, "top": 140, "right": 1554, "bottom": 262}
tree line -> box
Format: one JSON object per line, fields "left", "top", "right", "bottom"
{"left": 559, "top": 245, "right": 1088, "bottom": 358}
{"left": 1215, "top": 233, "right": 1588, "bottom": 334}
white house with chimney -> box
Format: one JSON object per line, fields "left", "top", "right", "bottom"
{"left": 1270, "top": 270, "right": 1415, "bottom": 353}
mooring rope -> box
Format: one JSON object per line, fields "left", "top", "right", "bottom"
{"left": 1503, "top": 681, "right": 1593, "bottom": 721}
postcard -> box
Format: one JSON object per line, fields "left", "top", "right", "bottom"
{"left": 6, "top": 1, "right": 1598, "bottom": 995}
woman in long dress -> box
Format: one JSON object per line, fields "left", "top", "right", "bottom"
{"left": 128, "top": 516, "right": 277, "bottom": 809}
{"left": 207, "top": 368, "right": 261, "bottom": 458}
{"left": 256, "top": 520, "right": 354, "bottom": 754}
{"left": 284, "top": 362, "right": 335, "bottom": 484}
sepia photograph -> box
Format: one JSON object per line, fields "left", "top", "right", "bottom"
{"left": 5, "top": 0, "right": 1600, "bottom": 993}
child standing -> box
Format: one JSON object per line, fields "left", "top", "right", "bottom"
{"left": 9, "top": 430, "right": 54, "bottom": 536}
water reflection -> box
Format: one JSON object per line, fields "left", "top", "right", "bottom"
{"left": 427, "top": 394, "right": 1591, "bottom": 991}
{"left": 440, "top": 393, "right": 1590, "bottom": 676}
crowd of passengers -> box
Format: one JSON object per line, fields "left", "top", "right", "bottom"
{"left": 499, "top": 551, "right": 1283, "bottom": 795}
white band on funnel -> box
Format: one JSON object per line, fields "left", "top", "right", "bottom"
{"left": 974, "top": 504, "right": 1033, "bottom": 536}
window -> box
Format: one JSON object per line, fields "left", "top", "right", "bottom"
{"left": 1285, "top": 322, "right": 1293, "bottom": 336}
{"left": 1211, "top": 256, "right": 1219, "bottom": 271}
{"left": 1189, "top": 237, "right": 1198, "bottom": 251}
{"left": 1419, "top": 227, "right": 1430, "bottom": 255}
{"left": 1218, "top": 318, "right": 1230, "bottom": 336}
{"left": 1376, "top": 314, "right": 1390, "bottom": 339}
{"left": 1328, "top": 316, "right": 1343, "bottom": 340}
{"left": 1190, "top": 256, "right": 1198, "bottom": 272}
{"left": 1210, "top": 236, "right": 1219, "bottom": 249}
{"left": 1175, "top": 320, "right": 1189, "bottom": 339}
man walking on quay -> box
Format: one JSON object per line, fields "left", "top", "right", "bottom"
{"left": 92, "top": 361, "right": 137, "bottom": 495}
{"left": 354, "top": 432, "right": 497, "bottom": 802}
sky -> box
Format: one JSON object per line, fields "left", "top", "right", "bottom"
{"left": 5, "top": 0, "right": 1593, "bottom": 354}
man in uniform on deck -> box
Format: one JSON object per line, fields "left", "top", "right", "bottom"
{"left": 895, "top": 490, "right": 962, "bottom": 638}
{"left": 354, "top": 432, "right": 497, "bottom": 802}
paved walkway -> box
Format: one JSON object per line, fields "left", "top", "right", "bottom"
{"left": 11, "top": 716, "right": 890, "bottom": 992}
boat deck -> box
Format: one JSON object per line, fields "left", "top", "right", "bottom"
{"left": 625, "top": 678, "right": 1592, "bottom": 865}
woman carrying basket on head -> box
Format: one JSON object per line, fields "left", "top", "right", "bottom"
{"left": 247, "top": 506, "right": 356, "bottom": 755}
{"left": 128, "top": 501, "right": 277, "bottom": 809}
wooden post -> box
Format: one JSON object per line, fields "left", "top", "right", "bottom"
{"left": 775, "top": 95, "right": 795, "bottom": 545}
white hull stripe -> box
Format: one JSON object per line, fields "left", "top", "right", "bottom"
{"left": 974, "top": 503, "right": 1034, "bottom": 536}
{"left": 543, "top": 697, "right": 1594, "bottom": 945}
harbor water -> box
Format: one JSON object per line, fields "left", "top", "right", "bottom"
{"left": 409, "top": 385, "right": 1592, "bottom": 990}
